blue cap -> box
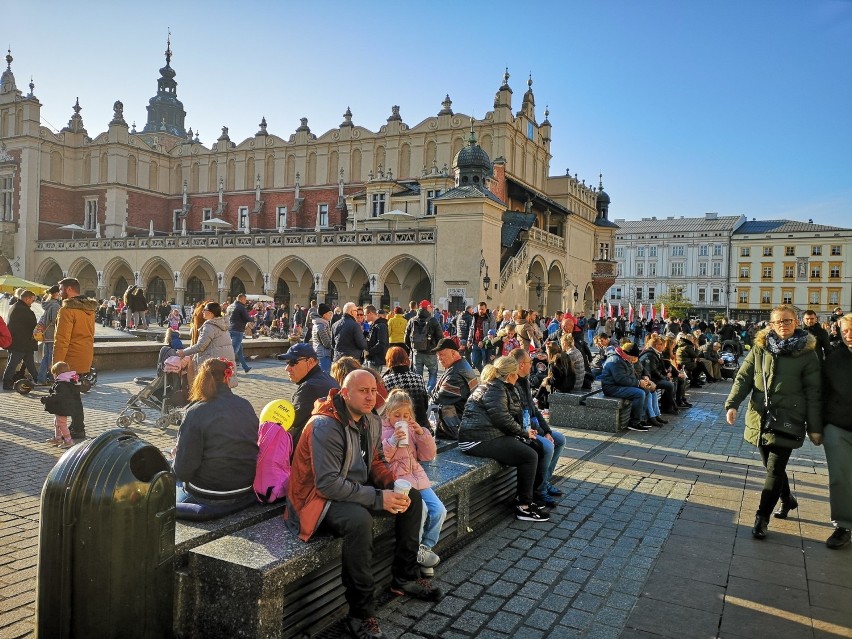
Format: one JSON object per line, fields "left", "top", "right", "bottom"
{"left": 487, "top": 329, "right": 497, "bottom": 336}
{"left": 276, "top": 342, "right": 317, "bottom": 363}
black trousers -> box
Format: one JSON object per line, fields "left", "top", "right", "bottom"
{"left": 465, "top": 436, "right": 543, "bottom": 503}
{"left": 319, "top": 489, "right": 422, "bottom": 620}
{"left": 758, "top": 444, "right": 793, "bottom": 518}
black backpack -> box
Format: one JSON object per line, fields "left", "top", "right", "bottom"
{"left": 411, "top": 318, "right": 429, "bottom": 352}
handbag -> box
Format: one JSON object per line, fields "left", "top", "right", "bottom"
{"left": 761, "top": 361, "right": 806, "bottom": 441}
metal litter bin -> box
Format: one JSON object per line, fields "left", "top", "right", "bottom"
{"left": 36, "top": 429, "right": 176, "bottom": 638}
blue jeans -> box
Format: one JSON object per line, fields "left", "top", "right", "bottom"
{"left": 536, "top": 429, "right": 566, "bottom": 485}
{"left": 175, "top": 484, "right": 255, "bottom": 521}
{"left": 38, "top": 341, "right": 55, "bottom": 383}
{"left": 586, "top": 329, "right": 595, "bottom": 343}
{"left": 318, "top": 355, "right": 332, "bottom": 375}
{"left": 645, "top": 388, "right": 661, "bottom": 418}
{"left": 419, "top": 487, "right": 447, "bottom": 549}
{"left": 230, "top": 329, "right": 251, "bottom": 372}
{"left": 471, "top": 343, "right": 489, "bottom": 371}
{"left": 412, "top": 351, "right": 438, "bottom": 392}
{"left": 603, "top": 385, "right": 646, "bottom": 423}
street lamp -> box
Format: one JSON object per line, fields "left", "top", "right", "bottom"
{"left": 482, "top": 266, "right": 491, "bottom": 291}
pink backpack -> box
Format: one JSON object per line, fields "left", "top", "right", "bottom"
{"left": 253, "top": 421, "right": 293, "bottom": 503}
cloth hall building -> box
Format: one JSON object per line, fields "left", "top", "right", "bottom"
{"left": 0, "top": 44, "right": 617, "bottom": 313}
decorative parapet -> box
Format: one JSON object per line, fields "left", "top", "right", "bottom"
{"left": 527, "top": 226, "right": 565, "bottom": 250}
{"left": 35, "top": 229, "right": 437, "bottom": 251}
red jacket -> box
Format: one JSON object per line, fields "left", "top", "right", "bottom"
{"left": 285, "top": 390, "right": 394, "bottom": 541}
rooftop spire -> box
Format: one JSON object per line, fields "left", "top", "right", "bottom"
{"left": 467, "top": 117, "right": 477, "bottom": 146}
{"left": 599, "top": 173, "right": 604, "bottom": 191}
{"left": 501, "top": 67, "right": 510, "bottom": 89}
{"left": 5, "top": 48, "right": 11, "bottom": 69}
{"left": 165, "top": 28, "right": 172, "bottom": 66}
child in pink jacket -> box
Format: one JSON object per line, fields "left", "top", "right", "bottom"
{"left": 381, "top": 389, "right": 447, "bottom": 577}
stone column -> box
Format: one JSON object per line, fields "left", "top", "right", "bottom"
{"left": 371, "top": 293, "right": 382, "bottom": 308}
{"left": 174, "top": 288, "right": 185, "bottom": 306}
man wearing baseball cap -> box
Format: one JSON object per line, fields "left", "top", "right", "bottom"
{"left": 429, "top": 337, "right": 479, "bottom": 437}
{"left": 277, "top": 342, "right": 339, "bottom": 447}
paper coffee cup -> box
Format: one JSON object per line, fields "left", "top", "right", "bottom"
{"left": 395, "top": 420, "right": 409, "bottom": 446}
{"left": 393, "top": 479, "right": 412, "bottom": 495}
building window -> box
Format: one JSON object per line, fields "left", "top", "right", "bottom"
{"left": 831, "top": 245, "right": 841, "bottom": 256}
{"left": 699, "top": 262, "right": 707, "bottom": 276}
{"left": 810, "top": 265, "right": 821, "bottom": 279}
{"left": 810, "top": 290, "right": 820, "bottom": 305}
{"left": 527, "top": 121, "right": 535, "bottom": 140}
{"left": 636, "top": 262, "right": 644, "bottom": 276}
{"left": 784, "top": 265, "right": 795, "bottom": 279}
{"left": 648, "top": 263, "right": 657, "bottom": 277}
{"left": 318, "top": 204, "right": 329, "bottom": 228}
{"left": 276, "top": 206, "right": 287, "bottom": 230}
{"left": 426, "top": 189, "right": 441, "bottom": 216}
{"left": 616, "top": 263, "right": 622, "bottom": 277}
{"left": 699, "top": 245, "right": 708, "bottom": 257}
{"left": 712, "top": 288, "right": 721, "bottom": 303}
{"left": 671, "top": 263, "right": 684, "bottom": 277}
{"left": 0, "top": 175, "right": 12, "bottom": 221}
{"left": 672, "top": 245, "right": 684, "bottom": 257}
{"left": 600, "top": 242, "right": 610, "bottom": 260}
{"left": 741, "top": 247, "right": 751, "bottom": 257}
{"left": 201, "top": 207, "right": 212, "bottom": 231}
{"left": 761, "top": 290, "right": 772, "bottom": 304}
{"left": 829, "top": 290, "right": 839, "bottom": 305}
{"left": 609, "top": 287, "right": 622, "bottom": 301}
{"left": 740, "top": 266, "right": 750, "bottom": 278}
{"left": 238, "top": 206, "right": 249, "bottom": 230}
{"left": 763, "top": 246, "right": 773, "bottom": 256}
{"left": 615, "top": 246, "right": 624, "bottom": 259}
{"left": 698, "top": 288, "right": 707, "bottom": 303}
{"left": 172, "top": 209, "right": 181, "bottom": 232}
{"left": 762, "top": 266, "right": 773, "bottom": 279}
{"left": 636, "top": 287, "right": 644, "bottom": 300}
{"left": 371, "top": 193, "right": 385, "bottom": 218}
{"left": 637, "top": 246, "right": 645, "bottom": 257}
{"left": 812, "top": 245, "right": 822, "bottom": 256}
{"left": 648, "top": 287, "right": 655, "bottom": 301}
{"left": 83, "top": 199, "right": 98, "bottom": 230}
{"left": 649, "top": 246, "right": 657, "bottom": 257}
{"left": 830, "top": 264, "right": 840, "bottom": 278}
{"left": 713, "top": 244, "right": 723, "bottom": 257}
{"left": 782, "top": 290, "right": 793, "bottom": 304}
{"left": 785, "top": 246, "right": 795, "bottom": 256}
{"left": 712, "top": 262, "right": 722, "bottom": 276}
{"left": 739, "top": 290, "right": 749, "bottom": 304}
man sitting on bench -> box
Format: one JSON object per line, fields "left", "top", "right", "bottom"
{"left": 285, "top": 369, "right": 442, "bottom": 639}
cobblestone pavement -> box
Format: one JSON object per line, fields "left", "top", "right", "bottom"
{"left": 1, "top": 365, "right": 847, "bottom": 639}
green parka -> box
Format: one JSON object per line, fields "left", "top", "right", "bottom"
{"left": 724, "top": 328, "right": 822, "bottom": 449}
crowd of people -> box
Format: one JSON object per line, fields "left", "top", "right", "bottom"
{"left": 2, "top": 284, "right": 849, "bottom": 639}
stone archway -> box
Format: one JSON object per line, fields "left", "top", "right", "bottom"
{"left": 379, "top": 255, "right": 432, "bottom": 310}
{"left": 546, "top": 261, "right": 565, "bottom": 315}
{"left": 323, "top": 255, "right": 369, "bottom": 308}
{"left": 271, "top": 257, "right": 314, "bottom": 307}
{"left": 526, "top": 258, "right": 547, "bottom": 314}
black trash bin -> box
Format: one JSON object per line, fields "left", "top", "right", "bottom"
{"left": 36, "top": 429, "right": 176, "bottom": 638}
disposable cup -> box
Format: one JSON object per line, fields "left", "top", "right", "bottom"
{"left": 393, "top": 478, "right": 412, "bottom": 495}
{"left": 395, "top": 420, "right": 409, "bottom": 446}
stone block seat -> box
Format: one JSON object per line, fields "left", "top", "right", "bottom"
{"left": 547, "top": 386, "right": 631, "bottom": 433}
{"left": 173, "top": 447, "right": 518, "bottom": 639}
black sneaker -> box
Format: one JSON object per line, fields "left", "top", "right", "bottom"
{"left": 347, "top": 616, "right": 385, "bottom": 639}
{"left": 390, "top": 577, "right": 443, "bottom": 601}
{"left": 826, "top": 527, "right": 851, "bottom": 550}
{"left": 627, "top": 423, "right": 651, "bottom": 432}
{"left": 534, "top": 494, "right": 558, "bottom": 508}
{"left": 515, "top": 503, "right": 550, "bottom": 522}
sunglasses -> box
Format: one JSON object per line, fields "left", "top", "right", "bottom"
{"left": 285, "top": 358, "right": 308, "bottom": 368}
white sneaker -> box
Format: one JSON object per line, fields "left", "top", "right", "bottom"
{"left": 417, "top": 544, "right": 440, "bottom": 568}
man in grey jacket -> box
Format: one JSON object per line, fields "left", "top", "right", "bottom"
{"left": 37, "top": 285, "right": 61, "bottom": 384}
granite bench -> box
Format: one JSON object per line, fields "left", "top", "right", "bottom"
{"left": 173, "top": 448, "right": 518, "bottom": 639}
{"left": 548, "top": 388, "right": 631, "bottom": 433}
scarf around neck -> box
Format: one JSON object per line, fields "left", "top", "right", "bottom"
{"left": 765, "top": 328, "right": 809, "bottom": 356}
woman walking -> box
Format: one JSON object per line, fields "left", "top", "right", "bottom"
{"left": 724, "top": 304, "right": 822, "bottom": 539}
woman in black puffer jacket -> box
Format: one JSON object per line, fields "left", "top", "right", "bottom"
{"left": 640, "top": 334, "right": 678, "bottom": 414}
{"left": 458, "top": 356, "right": 548, "bottom": 522}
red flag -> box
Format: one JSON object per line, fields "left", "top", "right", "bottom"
{"left": 639, "top": 303, "right": 644, "bottom": 319}
{"left": 661, "top": 303, "right": 667, "bottom": 320}
{"left": 607, "top": 302, "right": 613, "bottom": 317}
{"left": 651, "top": 305, "right": 656, "bottom": 320}
{"left": 598, "top": 303, "right": 604, "bottom": 320}
{"left": 618, "top": 303, "right": 623, "bottom": 317}
{"left": 628, "top": 303, "right": 634, "bottom": 323}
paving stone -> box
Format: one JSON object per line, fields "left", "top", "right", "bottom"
{"left": 560, "top": 608, "right": 594, "bottom": 630}
{"left": 502, "top": 595, "right": 538, "bottom": 616}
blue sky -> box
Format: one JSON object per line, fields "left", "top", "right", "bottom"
{"left": 6, "top": 0, "right": 851, "bottom": 225}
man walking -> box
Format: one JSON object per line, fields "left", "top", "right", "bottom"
{"left": 404, "top": 300, "right": 444, "bottom": 392}
{"left": 332, "top": 302, "right": 370, "bottom": 362}
{"left": 229, "top": 293, "right": 253, "bottom": 373}
{"left": 53, "top": 278, "right": 98, "bottom": 439}
{"left": 286, "top": 369, "right": 441, "bottom": 639}
{"left": 467, "top": 302, "right": 496, "bottom": 372}
{"left": 2, "top": 290, "right": 39, "bottom": 390}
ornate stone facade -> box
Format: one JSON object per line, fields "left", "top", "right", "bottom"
{"left": 0, "top": 48, "right": 616, "bottom": 313}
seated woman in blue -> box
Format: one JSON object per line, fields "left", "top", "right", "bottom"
{"left": 173, "top": 358, "right": 259, "bottom": 520}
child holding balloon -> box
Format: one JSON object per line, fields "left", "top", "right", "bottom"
{"left": 381, "top": 389, "right": 446, "bottom": 576}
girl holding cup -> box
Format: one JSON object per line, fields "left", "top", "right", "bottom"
{"left": 381, "top": 389, "right": 447, "bottom": 576}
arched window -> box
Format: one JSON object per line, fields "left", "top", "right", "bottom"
{"left": 185, "top": 276, "right": 205, "bottom": 306}
{"left": 147, "top": 276, "right": 166, "bottom": 303}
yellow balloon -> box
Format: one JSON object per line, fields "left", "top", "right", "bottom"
{"left": 258, "top": 399, "right": 296, "bottom": 429}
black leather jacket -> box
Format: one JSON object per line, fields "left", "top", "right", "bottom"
{"left": 639, "top": 348, "right": 667, "bottom": 382}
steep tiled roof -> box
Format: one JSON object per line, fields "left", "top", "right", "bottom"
{"left": 434, "top": 184, "right": 505, "bottom": 206}
{"left": 501, "top": 211, "right": 536, "bottom": 247}
{"left": 733, "top": 220, "right": 850, "bottom": 234}
{"left": 614, "top": 215, "right": 744, "bottom": 234}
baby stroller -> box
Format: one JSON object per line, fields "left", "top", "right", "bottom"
{"left": 117, "top": 347, "right": 188, "bottom": 430}
{"left": 719, "top": 351, "right": 740, "bottom": 380}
